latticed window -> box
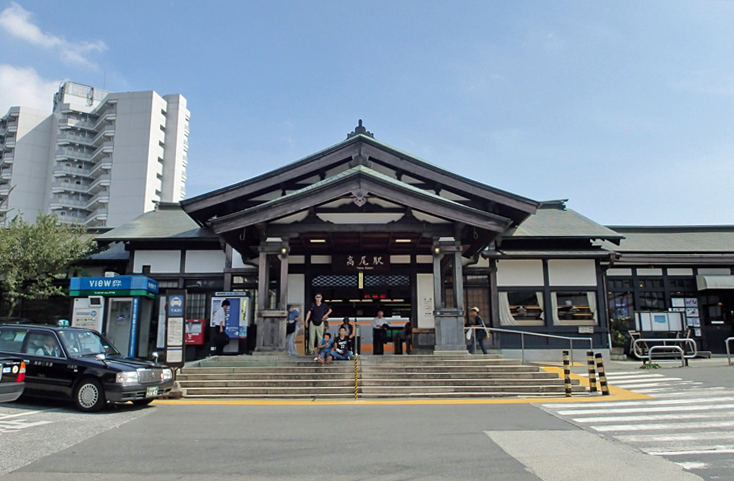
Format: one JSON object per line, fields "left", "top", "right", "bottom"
{"left": 312, "top": 275, "right": 358, "bottom": 287}
{"left": 364, "top": 275, "right": 410, "bottom": 287}
{"left": 186, "top": 293, "right": 207, "bottom": 319}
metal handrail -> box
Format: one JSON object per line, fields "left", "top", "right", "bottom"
{"left": 648, "top": 345, "right": 686, "bottom": 367}
{"left": 632, "top": 338, "right": 697, "bottom": 366}
{"left": 464, "top": 326, "right": 592, "bottom": 365}
{"left": 726, "top": 337, "right": 734, "bottom": 366}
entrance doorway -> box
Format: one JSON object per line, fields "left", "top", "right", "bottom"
{"left": 106, "top": 298, "right": 132, "bottom": 355}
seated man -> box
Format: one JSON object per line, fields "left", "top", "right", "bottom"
{"left": 34, "top": 335, "right": 61, "bottom": 357}
{"left": 330, "top": 326, "right": 355, "bottom": 360}
{"left": 400, "top": 321, "right": 413, "bottom": 355}
{"left": 316, "top": 332, "right": 333, "bottom": 364}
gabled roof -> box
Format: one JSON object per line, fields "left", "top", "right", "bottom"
{"left": 182, "top": 130, "right": 539, "bottom": 226}
{"left": 210, "top": 165, "right": 513, "bottom": 234}
{"left": 95, "top": 203, "right": 218, "bottom": 243}
{"left": 505, "top": 200, "right": 624, "bottom": 244}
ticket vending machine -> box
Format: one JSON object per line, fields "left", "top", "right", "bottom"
{"left": 69, "top": 275, "right": 159, "bottom": 358}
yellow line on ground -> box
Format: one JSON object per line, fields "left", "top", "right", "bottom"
{"left": 154, "top": 365, "right": 651, "bottom": 406}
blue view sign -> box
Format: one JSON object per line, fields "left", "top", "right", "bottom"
{"left": 168, "top": 295, "right": 185, "bottom": 317}
{"left": 70, "top": 276, "right": 159, "bottom": 297}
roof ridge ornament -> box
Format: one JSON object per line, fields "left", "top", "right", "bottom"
{"left": 351, "top": 189, "right": 369, "bottom": 207}
{"left": 347, "top": 119, "right": 374, "bottom": 139}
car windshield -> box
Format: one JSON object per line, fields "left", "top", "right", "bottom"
{"left": 57, "top": 329, "right": 122, "bottom": 358}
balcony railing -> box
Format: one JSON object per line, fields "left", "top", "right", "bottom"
{"left": 57, "top": 132, "right": 96, "bottom": 146}
{"left": 56, "top": 147, "right": 93, "bottom": 161}
{"left": 85, "top": 191, "right": 110, "bottom": 210}
{"left": 93, "top": 110, "right": 116, "bottom": 130}
{"left": 53, "top": 164, "right": 92, "bottom": 178}
{"left": 51, "top": 181, "right": 90, "bottom": 194}
{"left": 6, "top": 122, "right": 18, "bottom": 133}
{"left": 91, "top": 127, "right": 115, "bottom": 146}
{"left": 1, "top": 154, "right": 14, "bottom": 164}
{"left": 87, "top": 174, "right": 111, "bottom": 194}
{"left": 58, "top": 118, "right": 96, "bottom": 130}
{"left": 89, "top": 159, "right": 112, "bottom": 178}
{"left": 49, "top": 197, "right": 88, "bottom": 209}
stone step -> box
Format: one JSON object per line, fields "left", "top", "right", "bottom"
{"left": 180, "top": 365, "right": 538, "bottom": 375}
{"left": 177, "top": 371, "right": 558, "bottom": 381}
{"left": 179, "top": 378, "right": 573, "bottom": 389}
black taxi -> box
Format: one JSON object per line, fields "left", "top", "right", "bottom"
{"left": 0, "top": 324, "right": 174, "bottom": 412}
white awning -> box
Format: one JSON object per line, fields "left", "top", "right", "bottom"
{"left": 696, "top": 275, "right": 734, "bottom": 290}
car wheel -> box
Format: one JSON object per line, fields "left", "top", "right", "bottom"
{"left": 73, "top": 378, "right": 106, "bottom": 412}
{"left": 131, "top": 398, "right": 154, "bottom": 406}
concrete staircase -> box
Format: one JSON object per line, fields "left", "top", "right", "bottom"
{"left": 177, "top": 354, "right": 586, "bottom": 399}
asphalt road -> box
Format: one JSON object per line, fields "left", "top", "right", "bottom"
{"left": 2, "top": 358, "right": 731, "bottom": 481}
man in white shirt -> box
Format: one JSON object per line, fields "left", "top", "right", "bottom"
{"left": 212, "top": 300, "right": 230, "bottom": 355}
{"left": 372, "top": 310, "right": 389, "bottom": 355}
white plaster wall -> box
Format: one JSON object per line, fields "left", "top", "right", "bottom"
{"left": 497, "top": 260, "right": 544, "bottom": 286}
{"left": 697, "top": 268, "right": 731, "bottom": 275}
{"left": 636, "top": 268, "right": 663, "bottom": 276}
{"left": 390, "top": 255, "right": 411, "bottom": 264}
{"left": 548, "top": 260, "right": 597, "bottom": 286}
{"left": 416, "top": 273, "right": 435, "bottom": 328}
{"left": 287, "top": 274, "right": 305, "bottom": 310}
{"left": 607, "top": 268, "right": 632, "bottom": 276}
{"left": 667, "top": 268, "right": 693, "bottom": 276}
{"left": 311, "top": 255, "right": 331, "bottom": 264}
{"left": 232, "top": 254, "right": 247, "bottom": 269}
{"left": 133, "top": 250, "right": 180, "bottom": 273}
{"left": 185, "top": 250, "right": 226, "bottom": 273}
{"left": 416, "top": 255, "right": 433, "bottom": 264}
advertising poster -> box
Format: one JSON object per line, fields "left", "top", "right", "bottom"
{"left": 211, "top": 295, "right": 249, "bottom": 339}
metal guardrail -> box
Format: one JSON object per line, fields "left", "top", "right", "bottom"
{"left": 726, "top": 337, "right": 734, "bottom": 366}
{"left": 632, "top": 338, "right": 697, "bottom": 367}
{"left": 464, "top": 326, "right": 593, "bottom": 365}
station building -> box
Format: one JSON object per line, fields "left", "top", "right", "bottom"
{"left": 91, "top": 123, "right": 734, "bottom": 359}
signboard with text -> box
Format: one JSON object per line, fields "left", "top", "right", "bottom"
{"left": 332, "top": 254, "right": 390, "bottom": 273}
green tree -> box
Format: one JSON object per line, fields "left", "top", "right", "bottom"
{"left": 0, "top": 214, "right": 97, "bottom": 316}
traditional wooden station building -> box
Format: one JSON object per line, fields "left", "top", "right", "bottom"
{"left": 93, "top": 122, "right": 734, "bottom": 359}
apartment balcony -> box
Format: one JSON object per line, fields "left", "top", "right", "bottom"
{"left": 0, "top": 185, "right": 11, "bottom": 196}
{"left": 53, "top": 164, "right": 92, "bottom": 178}
{"left": 56, "top": 210, "right": 90, "bottom": 224}
{"left": 87, "top": 174, "right": 111, "bottom": 195}
{"left": 58, "top": 118, "right": 96, "bottom": 131}
{"left": 51, "top": 180, "right": 90, "bottom": 194}
{"left": 183, "top": 137, "right": 189, "bottom": 151}
{"left": 49, "top": 197, "right": 88, "bottom": 210}
{"left": 1, "top": 169, "right": 12, "bottom": 181}
{"left": 1, "top": 153, "right": 14, "bottom": 165}
{"left": 0, "top": 125, "right": 6, "bottom": 136}
{"left": 4, "top": 139, "right": 15, "bottom": 150}
{"left": 56, "top": 147, "right": 93, "bottom": 162}
{"left": 6, "top": 122, "right": 17, "bottom": 133}
{"left": 57, "top": 131, "right": 95, "bottom": 147}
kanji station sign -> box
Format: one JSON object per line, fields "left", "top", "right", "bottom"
{"left": 332, "top": 254, "right": 390, "bottom": 273}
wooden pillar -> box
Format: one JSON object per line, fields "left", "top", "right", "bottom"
{"left": 489, "top": 259, "right": 499, "bottom": 328}
{"left": 278, "top": 240, "right": 289, "bottom": 310}
{"left": 453, "top": 247, "right": 464, "bottom": 311}
{"left": 432, "top": 240, "right": 443, "bottom": 311}
{"left": 257, "top": 247, "right": 269, "bottom": 311}
{"left": 255, "top": 241, "right": 287, "bottom": 353}
{"left": 433, "top": 238, "right": 466, "bottom": 353}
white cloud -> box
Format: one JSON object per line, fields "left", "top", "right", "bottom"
{"left": 0, "top": 2, "right": 106, "bottom": 67}
{"left": 0, "top": 65, "right": 60, "bottom": 113}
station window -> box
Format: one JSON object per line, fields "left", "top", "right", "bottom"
{"left": 552, "top": 291, "right": 597, "bottom": 326}
{"left": 499, "top": 291, "right": 544, "bottom": 326}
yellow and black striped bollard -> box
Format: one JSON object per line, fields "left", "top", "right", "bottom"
{"left": 587, "top": 351, "right": 598, "bottom": 393}
{"left": 594, "top": 352, "right": 610, "bottom": 396}
{"left": 354, "top": 355, "right": 359, "bottom": 400}
{"left": 562, "top": 350, "right": 572, "bottom": 397}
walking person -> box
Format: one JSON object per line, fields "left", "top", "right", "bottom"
{"left": 212, "top": 299, "right": 230, "bottom": 356}
{"left": 305, "top": 293, "right": 331, "bottom": 355}
{"left": 286, "top": 305, "right": 301, "bottom": 356}
{"left": 467, "top": 306, "right": 488, "bottom": 355}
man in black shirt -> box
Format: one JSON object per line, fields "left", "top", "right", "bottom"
{"left": 305, "top": 293, "right": 332, "bottom": 355}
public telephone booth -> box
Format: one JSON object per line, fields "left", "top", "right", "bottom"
{"left": 69, "top": 275, "right": 159, "bottom": 358}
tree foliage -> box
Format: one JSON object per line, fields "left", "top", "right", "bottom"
{"left": 0, "top": 214, "right": 97, "bottom": 316}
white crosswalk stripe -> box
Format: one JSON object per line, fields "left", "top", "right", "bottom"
{"left": 541, "top": 370, "right": 734, "bottom": 475}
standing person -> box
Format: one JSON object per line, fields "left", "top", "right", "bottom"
{"left": 286, "top": 305, "right": 301, "bottom": 357}
{"left": 340, "top": 317, "right": 357, "bottom": 355}
{"left": 212, "top": 299, "right": 230, "bottom": 356}
{"left": 305, "top": 293, "right": 331, "bottom": 355}
{"left": 467, "top": 306, "right": 488, "bottom": 355}
{"left": 331, "top": 326, "right": 354, "bottom": 360}
{"left": 371, "top": 310, "right": 390, "bottom": 355}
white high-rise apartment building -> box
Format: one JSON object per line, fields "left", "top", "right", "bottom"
{"left": 0, "top": 81, "right": 189, "bottom": 226}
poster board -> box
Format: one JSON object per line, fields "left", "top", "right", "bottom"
{"left": 635, "top": 311, "right": 684, "bottom": 332}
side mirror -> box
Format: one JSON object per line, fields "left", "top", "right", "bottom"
{"left": 95, "top": 353, "right": 108, "bottom": 367}
{"left": 152, "top": 352, "right": 159, "bottom": 364}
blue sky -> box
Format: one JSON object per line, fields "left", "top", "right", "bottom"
{"left": 1, "top": 1, "right": 733, "bottom": 226}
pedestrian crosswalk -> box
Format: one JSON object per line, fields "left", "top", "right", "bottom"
{"left": 540, "top": 370, "right": 734, "bottom": 475}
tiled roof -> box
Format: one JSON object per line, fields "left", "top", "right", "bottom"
{"left": 507, "top": 201, "right": 623, "bottom": 241}
{"left": 96, "top": 203, "right": 217, "bottom": 241}
{"left": 598, "top": 226, "right": 734, "bottom": 253}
